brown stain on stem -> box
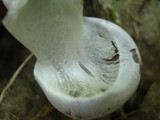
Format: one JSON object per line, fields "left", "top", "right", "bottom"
{"left": 130, "top": 49, "right": 140, "bottom": 64}
{"left": 103, "top": 54, "right": 120, "bottom": 61}
{"left": 111, "top": 41, "right": 118, "bottom": 53}
{"left": 103, "top": 41, "right": 120, "bottom": 62}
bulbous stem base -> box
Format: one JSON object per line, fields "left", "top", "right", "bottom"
{"left": 34, "top": 17, "right": 141, "bottom": 119}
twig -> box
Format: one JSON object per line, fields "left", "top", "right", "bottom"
{"left": 0, "top": 54, "right": 34, "bottom": 103}
{"left": 30, "top": 104, "right": 54, "bottom": 120}
{"left": 116, "top": 108, "right": 143, "bottom": 120}
{"left": 119, "top": 108, "right": 128, "bottom": 119}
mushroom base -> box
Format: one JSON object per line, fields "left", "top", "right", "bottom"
{"left": 34, "top": 17, "right": 141, "bottom": 119}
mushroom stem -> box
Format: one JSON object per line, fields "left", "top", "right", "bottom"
{"left": 2, "top": 0, "right": 85, "bottom": 64}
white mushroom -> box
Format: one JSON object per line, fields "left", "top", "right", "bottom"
{"left": 2, "top": 0, "right": 141, "bottom": 119}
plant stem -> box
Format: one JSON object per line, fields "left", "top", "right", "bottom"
{"left": 113, "top": 0, "right": 121, "bottom": 25}
{"left": 0, "top": 54, "right": 33, "bottom": 103}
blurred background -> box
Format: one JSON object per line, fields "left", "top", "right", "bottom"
{"left": 0, "top": 0, "right": 160, "bottom": 120}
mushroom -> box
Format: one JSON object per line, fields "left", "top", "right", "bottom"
{"left": 2, "top": 0, "right": 141, "bottom": 119}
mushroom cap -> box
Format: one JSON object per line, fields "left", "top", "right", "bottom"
{"left": 34, "top": 17, "right": 141, "bottom": 119}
